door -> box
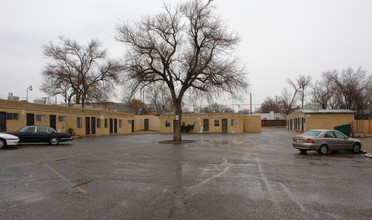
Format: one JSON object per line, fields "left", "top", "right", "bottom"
{"left": 50, "top": 115, "right": 56, "bottom": 130}
{"left": 131, "top": 120, "right": 134, "bottom": 133}
{"left": 109, "top": 118, "right": 113, "bottom": 134}
{"left": 222, "top": 119, "right": 228, "bottom": 133}
{"left": 0, "top": 112, "right": 6, "bottom": 132}
{"left": 85, "top": 117, "right": 90, "bottom": 135}
{"left": 27, "top": 113, "right": 35, "bottom": 126}
{"left": 114, "top": 119, "right": 118, "bottom": 134}
{"left": 18, "top": 126, "right": 36, "bottom": 142}
{"left": 35, "top": 126, "right": 51, "bottom": 142}
{"left": 144, "top": 119, "right": 149, "bottom": 130}
{"left": 203, "top": 119, "right": 209, "bottom": 132}
{"left": 91, "top": 117, "right": 96, "bottom": 135}
{"left": 324, "top": 131, "right": 338, "bottom": 150}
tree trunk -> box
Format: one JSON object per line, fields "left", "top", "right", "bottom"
{"left": 173, "top": 102, "right": 182, "bottom": 142}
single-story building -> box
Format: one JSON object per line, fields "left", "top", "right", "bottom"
{"left": 0, "top": 99, "right": 135, "bottom": 136}
{"left": 160, "top": 113, "right": 261, "bottom": 133}
{"left": 287, "top": 109, "right": 355, "bottom": 132}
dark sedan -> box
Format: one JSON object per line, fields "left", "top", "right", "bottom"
{"left": 7, "top": 126, "right": 73, "bottom": 145}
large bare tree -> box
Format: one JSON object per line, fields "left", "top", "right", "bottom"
{"left": 116, "top": 0, "right": 248, "bottom": 141}
{"left": 41, "top": 36, "right": 122, "bottom": 107}
{"left": 316, "top": 67, "right": 372, "bottom": 119}
{"left": 145, "top": 83, "right": 173, "bottom": 115}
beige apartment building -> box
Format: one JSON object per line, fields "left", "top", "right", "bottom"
{"left": 0, "top": 100, "right": 135, "bottom": 136}
{"left": 287, "top": 109, "right": 355, "bottom": 132}
{"left": 160, "top": 113, "right": 261, "bottom": 133}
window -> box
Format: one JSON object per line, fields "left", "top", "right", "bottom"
{"left": 119, "top": 120, "right": 122, "bottom": 128}
{"left": 7, "top": 113, "right": 19, "bottom": 120}
{"left": 165, "top": 120, "right": 171, "bottom": 127}
{"left": 214, "top": 119, "right": 220, "bottom": 127}
{"left": 334, "top": 131, "right": 346, "bottom": 139}
{"left": 58, "top": 116, "right": 66, "bottom": 122}
{"left": 194, "top": 122, "right": 197, "bottom": 127}
{"left": 128, "top": 120, "right": 132, "bottom": 124}
{"left": 97, "top": 118, "right": 101, "bottom": 128}
{"left": 36, "top": 126, "right": 48, "bottom": 133}
{"left": 182, "top": 122, "right": 186, "bottom": 126}
{"left": 324, "top": 131, "right": 335, "bottom": 138}
{"left": 20, "top": 126, "right": 35, "bottom": 132}
{"left": 231, "top": 119, "right": 236, "bottom": 126}
{"left": 36, "top": 115, "right": 46, "bottom": 122}
{"left": 104, "top": 119, "right": 108, "bottom": 128}
{"left": 77, "top": 117, "right": 82, "bottom": 128}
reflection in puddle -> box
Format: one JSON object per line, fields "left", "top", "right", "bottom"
{"left": 208, "top": 139, "right": 256, "bottom": 148}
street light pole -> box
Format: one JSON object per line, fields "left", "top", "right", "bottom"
{"left": 26, "top": 85, "right": 33, "bottom": 102}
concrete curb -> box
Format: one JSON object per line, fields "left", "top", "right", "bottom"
{"left": 365, "top": 154, "right": 372, "bottom": 158}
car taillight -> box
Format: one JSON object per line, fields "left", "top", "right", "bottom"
{"left": 306, "top": 138, "right": 315, "bottom": 143}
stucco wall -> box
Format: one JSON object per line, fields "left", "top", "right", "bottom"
{"left": 243, "top": 115, "right": 262, "bottom": 133}
{"left": 305, "top": 114, "right": 354, "bottom": 131}
{"left": 134, "top": 115, "right": 160, "bottom": 131}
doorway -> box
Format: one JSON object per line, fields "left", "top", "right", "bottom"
{"left": 27, "top": 113, "right": 34, "bottom": 126}
{"left": 203, "top": 119, "right": 209, "bottom": 132}
{"left": 91, "top": 117, "right": 96, "bottom": 135}
{"left": 222, "top": 119, "right": 228, "bottom": 133}
{"left": 0, "top": 112, "right": 6, "bottom": 132}
{"left": 50, "top": 115, "right": 56, "bottom": 129}
{"left": 85, "top": 117, "right": 90, "bottom": 135}
{"left": 144, "top": 119, "right": 149, "bottom": 130}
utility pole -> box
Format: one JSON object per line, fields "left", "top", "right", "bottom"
{"left": 250, "top": 93, "right": 252, "bottom": 115}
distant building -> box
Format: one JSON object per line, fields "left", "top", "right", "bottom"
{"left": 287, "top": 109, "right": 355, "bottom": 132}
{"left": 261, "top": 111, "right": 286, "bottom": 120}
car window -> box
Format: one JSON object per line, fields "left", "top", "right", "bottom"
{"left": 324, "top": 131, "right": 335, "bottom": 138}
{"left": 302, "top": 130, "right": 321, "bottom": 137}
{"left": 20, "top": 126, "right": 35, "bottom": 133}
{"left": 334, "top": 131, "right": 346, "bottom": 139}
{"left": 37, "top": 127, "right": 48, "bottom": 133}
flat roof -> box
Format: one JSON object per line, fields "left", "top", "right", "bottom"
{"left": 300, "top": 109, "right": 355, "bottom": 114}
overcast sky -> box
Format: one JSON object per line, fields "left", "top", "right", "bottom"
{"left": 1, "top": 0, "right": 372, "bottom": 110}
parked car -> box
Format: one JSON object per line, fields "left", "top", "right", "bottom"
{"left": 0, "top": 133, "right": 20, "bottom": 149}
{"left": 7, "top": 126, "right": 73, "bottom": 145}
{"left": 292, "top": 129, "right": 362, "bottom": 155}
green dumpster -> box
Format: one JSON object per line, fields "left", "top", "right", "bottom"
{"left": 334, "top": 124, "right": 351, "bottom": 136}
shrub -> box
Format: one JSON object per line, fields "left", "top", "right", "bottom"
{"left": 181, "top": 124, "right": 194, "bottom": 133}
{"left": 66, "top": 126, "right": 76, "bottom": 136}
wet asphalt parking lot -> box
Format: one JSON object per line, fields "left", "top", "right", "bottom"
{"left": 1, "top": 128, "right": 372, "bottom": 219}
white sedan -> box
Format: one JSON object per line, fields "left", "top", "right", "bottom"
{"left": 0, "top": 133, "right": 20, "bottom": 149}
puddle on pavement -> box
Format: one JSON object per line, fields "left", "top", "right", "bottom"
{"left": 208, "top": 139, "right": 257, "bottom": 148}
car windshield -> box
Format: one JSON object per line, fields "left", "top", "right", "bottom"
{"left": 301, "top": 130, "right": 321, "bottom": 137}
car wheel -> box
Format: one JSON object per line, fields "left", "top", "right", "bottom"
{"left": 318, "top": 145, "right": 328, "bottom": 155}
{"left": 0, "top": 139, "right": 6, "bottom": 149}
{"left": 352, "top": 143, "right": 361, "bottom": 154}
{"left": 299, "top": 149, "right": 307, "bottom": 154}
{"left": 50, "top": 137, "right": 59, "bottom": 145}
